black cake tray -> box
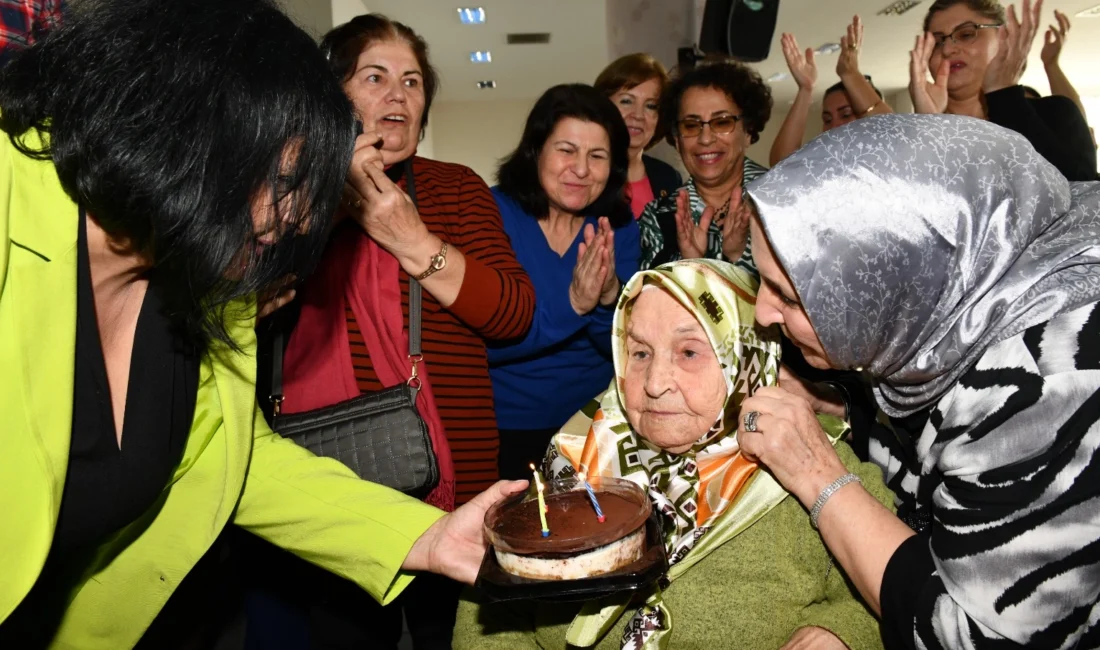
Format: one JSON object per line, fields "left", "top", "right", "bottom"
{"left": 474, "top": 514, "right": 668, "bottom": 602}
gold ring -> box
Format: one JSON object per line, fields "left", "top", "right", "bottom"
{"left": 848, "top": 43, "right": 858, "bottom": 51}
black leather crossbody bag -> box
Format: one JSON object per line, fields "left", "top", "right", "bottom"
{"left": 268, "top": 161, "right": 439, "bottom": 496}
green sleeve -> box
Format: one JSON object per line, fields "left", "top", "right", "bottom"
{"left": 453, "top": 590, "right": 542, "bottom": 650}
{"left": 233, "top": 408, "right": 445, "bottom": 605}
{"left": 795, "top": 442, "right": 893, "bottom": 650}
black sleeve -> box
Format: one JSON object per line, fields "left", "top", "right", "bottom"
{"left": 881, "top": 535, "right": 936, "bottom": 650}
{"left": 985, "top": 85, "right": 1097, "bottom": 181}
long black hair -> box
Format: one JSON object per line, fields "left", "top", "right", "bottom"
{"left": 497, "top": 84, "right": 632, "bottom": 228}
{"left": 0, "top": 0, "right": 356, "bottom": 348}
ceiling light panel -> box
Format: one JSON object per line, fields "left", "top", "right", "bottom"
{"left": 815, "top": 43, "right": 841, "bottom": 55}
{"left": 458, "top": 7, "right": 486, "bottom": 25}
{"left": 877, "top": 0, "right": 923, "bottom": 16}
{"left": 766, "top": 72, "right": 789, "bottom": 83}
{"left": 476, "top": 80, "right": 497, "bottom": 89}
{"left": 1077, "top": 3, "right": 1100, "bottom": 17}
{"left": 470, "top": 51, "right": 492, "bottom": 63}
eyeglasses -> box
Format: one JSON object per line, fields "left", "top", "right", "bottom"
{"left": 931, "top": 22, "right": 1002, "bottom": 51}
{"left": 677, "top": 114, "right": 741, "bottom": 138}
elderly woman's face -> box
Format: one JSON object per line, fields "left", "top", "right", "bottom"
{"left": 343, "top": 39, "right": 426, "bottom": 165}
{"left": 750, "top": 217, "right": 832, "bottom": 369}
{"left": 675, "top": 86, "right": 750, "bottom": 190}
{"left": 610, "top": 77, "right": 661, "bottom": 154}
{"left": 538, "top": 117, "right": 612, "bottom": 217}
{"left": 622, "top": 287, "right": 726, "bottom": 454}
{"left": 926, "top": 5, "right": 1001, "bottom": 95}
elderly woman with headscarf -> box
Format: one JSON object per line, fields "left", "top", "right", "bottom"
{"left": 736, "top": 113, "right": 1100, "bottom": 649}
{"left": 454, "top": 260, "right": 890, "bottom": 650}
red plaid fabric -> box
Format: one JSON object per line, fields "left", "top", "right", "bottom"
{"left": 0, "top": 0, "right": 64, "bottom": 56}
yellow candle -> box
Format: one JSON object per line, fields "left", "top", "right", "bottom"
{"left": 530, "top": 463, "right": 550, "bottom": 537}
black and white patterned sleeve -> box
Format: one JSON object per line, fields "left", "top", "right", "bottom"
{"left": 881, "top": 301, "right": 1100, "bottom": 649}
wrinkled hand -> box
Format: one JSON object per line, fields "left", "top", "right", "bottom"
{"left": 781, "top": 33, "right": 817, "bottom": 91}
{"left": 1040, "top": 8, "right": 1069, "bottom": 67}
{"left": 674, "top": 189, "right": 713, "bottom": 260}
{"left": 343, "top": 132, "right": 430, "bottom": 257}
{"left": 737, "top": 386, "right": 848, "bottom": 508}
{"left": 590, "top": 217, "right": 621, "bottom": 306}
{"left": 908, "top": 32, "right": 949, "bottom": 114}
{"left": 570, "top": 223, "right": 611, "bottom": 315}
{"left": 257, "top": 275, "right": 296, "bottom": 319}
{"left": 836, "top": 15, "right": 864, "bottom": 79}
{"left": 780, "top": 626, "right": 850, "bottom": 650}
{"left": 718, "top": 186, "right": 750, "bottom": 263}
{"left": 403, "top": 480, "right": 529, "bottom": 585}
{"left": 983, "top": 0, "right": 1042, "bottom": 93}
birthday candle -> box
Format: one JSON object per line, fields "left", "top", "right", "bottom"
{"left": 578, "top": 471, "right": 606, "bottom": 523}
{"left": 530, "top": 463, "right": 550, "bottom": 537}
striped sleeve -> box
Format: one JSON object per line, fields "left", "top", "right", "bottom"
{"left": 445, "top": 166, "right": 535, "bottom": 341}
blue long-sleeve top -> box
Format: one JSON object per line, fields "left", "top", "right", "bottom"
{"left": 488, "top": 187, "right": 641, "bottom": 431}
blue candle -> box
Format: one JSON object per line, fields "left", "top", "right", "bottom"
{"left": 578, "top": 471, "right": 605, "bottom": 523}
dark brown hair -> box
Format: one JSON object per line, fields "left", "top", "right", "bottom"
{"left": 320, "top": 14, "right": 439, "bottom": 134}
{"left": 922, "top": 0, "right": 1005, "bottom": 32}
{"left": 594, "top": 53, "right": 670, "bottom": 149}
{"left": 662, "top": 60, "right": 773, "bottom": 145}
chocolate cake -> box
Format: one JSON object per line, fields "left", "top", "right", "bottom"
{"left": 485, "top": 477, "right": 650, "bottom": 581}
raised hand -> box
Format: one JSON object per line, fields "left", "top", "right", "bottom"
{"left": 569, "top": 223, "right": 610, "bottom": 315}
{"left": 908, "top": 33, "right": 949, "bottom": 114}
{"left": 836, "top": 15, "right": 864, "bottom": 79}
{"left": 674, "top": 189, "right": 713, "bottom": 260}
{"left": 1040, "top": 8, "right": 1069, "bottom": 67}
{"left": 781, "top": 33, "right": 817, "bottom": 92}
{"left": 344, "top": 132, "right": 429, "bottom": 258}
{"left": 592, "top": 217, "right": 621, "bottom": 306}
{"left": 718, "top": 187, "right": 750, "bottom": 263}
{"left": 983, "top": 0, "right": 1043, "bottom": 93}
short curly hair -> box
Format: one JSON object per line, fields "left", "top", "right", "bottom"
{"left": 663, "top": 60, "right": 773, "bottom": 145}
{"left": 923, "top": 0, "right": 1005, "bottom": 32}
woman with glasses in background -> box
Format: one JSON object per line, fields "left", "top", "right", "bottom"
{"left": 909, "top": 0, "right": 1096, "bottom": 180}
{"left": 638, "top": 60, "right": 772, "bottom": 272}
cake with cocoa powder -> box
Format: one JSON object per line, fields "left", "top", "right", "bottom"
{"left": 484, "top": 477, "right": 650, "bottom": 581}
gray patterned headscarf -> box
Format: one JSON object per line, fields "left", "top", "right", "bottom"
{"left": 746, "top": 114, "right": 1100, "bottom": 417}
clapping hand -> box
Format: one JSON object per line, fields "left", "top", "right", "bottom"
{"left": 836, "top": 15, "right": 864, "bottom": 79}
{"left": 781, "top": 33, "right": 817, "bottom": 92}
{"left": 984, "top": 0, "right": 1042, "bottom": 93}
{"left": 1040, "top": 9, "right": 1070, "bottom": 67}
{"left": 908, "top": 32, "right": 949, "bottom": 114}
{"left": 717, "top": 187, "right": 750, "bottom": 263}
{"left": 591, "top": 217, "right": 621, "bottom": 306}
{"left": 674, "top": 189, "right": 714, "bottom": 260}
{"left": 569, "top": 220, "right": 613, "bottom": 315}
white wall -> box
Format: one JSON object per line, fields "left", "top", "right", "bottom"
{"left": 332, "top": 0, "right": 369, "bottom": 27}
{"left": 427, "top": 99, "right": 536, "bottom": 184}
{"left": 278, "top": 0, "right": 332, "bottom": 41}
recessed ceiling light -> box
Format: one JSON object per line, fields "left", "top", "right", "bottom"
{"left": 470, "top": 51, "right": 492, "bottom": 63}
{"left": 458, "top": 7, "right": 486, "bottom": 25}
{"left": 476, "top": 80, "right": 497, "bottom": 89}
{"left": 767, "top": 72, "right": 789, "bottom": 83}
{"left": 815, "top": 43, "right": 841, "bottom": 55}
{"left": 877, "top": 0, "right": 923, "bottom": 16}
{"left": 1077, "top": 3, "right": 1100, "bottom": 17}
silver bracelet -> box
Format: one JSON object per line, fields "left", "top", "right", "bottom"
{"left": 809, "top": 473, "right": 862, "bottom": 529}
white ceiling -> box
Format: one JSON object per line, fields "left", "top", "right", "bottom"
{"left": 361, "top": 0, "right": 610, "bottom": 103}
{"left": 342, "top": 0, "right": 1100, "bottom": 107}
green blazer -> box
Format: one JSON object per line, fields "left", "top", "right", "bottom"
{"left": 0, "top": 130, "right": 445, "bottom": 649}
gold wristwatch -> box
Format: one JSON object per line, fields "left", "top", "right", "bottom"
{"left": 416, "top": 241, "right": 448, "bottom": 280}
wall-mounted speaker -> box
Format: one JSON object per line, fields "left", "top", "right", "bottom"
{"left": 698, "top": 0, "right": 781, "bottom": 63}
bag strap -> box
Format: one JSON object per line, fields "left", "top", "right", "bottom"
{"left": 271, "top": 158, "right": 423, "bottom": 414}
